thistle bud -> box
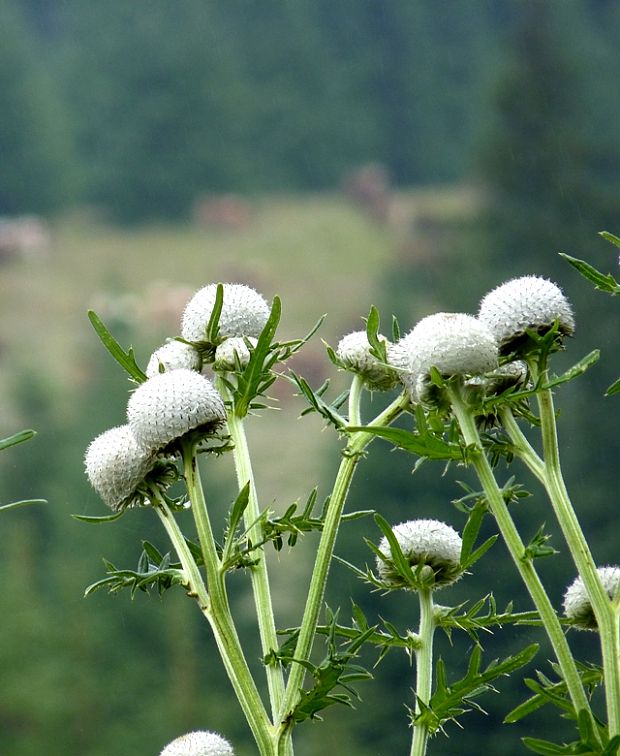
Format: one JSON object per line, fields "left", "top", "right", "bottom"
{"left": 127, "top": 369, "right": 226, "bottom": 450}
{"left": 159, "top": 730, "right": 234, "bottom": 756}
{"left": 399, "top": 313, "right": 498, "bottom": 401}
{"left": 213, "top": 336, "right": 257, "bottom": 371}
{"left": 84, "top": 425, "right": 156, "bottom": 510}
{"left": 563, "top": 565, "right": 620, "bottom": 630}
{"left": 376, "top": 519, "right": 463, "bottom": 590}
{"left": 146, "top": 340, "right": 201, "bottom": 378}
{"left": 181, "top": 283, "right": 270, "bottom": 344}
{"left": 336, "top": 331, "right": 399, "bottom": 390}
{"left": 478, "top": 276, "right": 575, "bottom": 355}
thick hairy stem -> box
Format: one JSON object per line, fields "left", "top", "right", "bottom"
{"left": 180, "top": 441, "right": 277, "bottom": 755}
{"left": 534, "top": 379, "right": 620, "bottom": 737}
{"left": 447, "top": 385, "right": 596, "bottom": 732}
{"left": 410, "top": 587, "right": 435, "bottom": 756}
{"left": 225, "top": 392, "right": 286, "bottom": 721}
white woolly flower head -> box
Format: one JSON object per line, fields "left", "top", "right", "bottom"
{"left": 159, "top": 730, "right": 234, "bottom": 756}
{"left": 84, "top": 425, "right": 156, "bottom": 511}
{"left": 399, "top": 313, "right": 498, "bottom": 402}
{"left": 213, "top": 336, "right": 257, "bottom": 371}
{"left": 127, "top": 369, "right": 226, "bottom": 451}
{"left": 181, "top": 283, "right": 270, "bottom": 345}
{"left": 376, "top": 519, "right": 463, "bottom": 591}
{"left": 336, "top": 331, "right": 399, "bottom": 390}
{"left": 563, "top": 565, "right": 620, "bottom": 630}
{"left": 478, "top": 276, "right": 575, "bottom": 355}
{"left": 146, "top": 340, "right": 201, "bottom": 378}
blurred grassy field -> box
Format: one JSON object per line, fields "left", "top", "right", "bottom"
{"left": 0, "top": 193, "right": 401, "bottom": 510}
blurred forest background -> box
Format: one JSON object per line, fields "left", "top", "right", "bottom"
{"left": 1, "top": 1, "right": 620, "bottom": 754}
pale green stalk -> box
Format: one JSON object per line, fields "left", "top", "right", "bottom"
{"left": 528, "top": 367, "right": 620, "bottom": 737}
{"left": 277, "top": 382, "right": 409, "bottom": 736}
{"left": 179, "top": 440, "right": 278, "bottom": 755}
{"left": 446, "top": 384, "right": 596, "bottom": 732}
{"left": 502, "top": 384, "right": 620, "bottom": 736}
{"left": 224, "top": 388, "right": 286, "bottom": 722}
{"left": 410, "top": 587, "right": 436, "bottom": 756}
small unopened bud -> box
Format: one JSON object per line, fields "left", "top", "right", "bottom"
{"left": 563, "top": 566, "right": 620, "bottom": 630}
{"left": 146, "top": 340, "right": 201, "bottom": 378}
{"left": 181, "top": 283, "right": 270, "bottom": 344}
{"left": 213, "top": 336, "right": 256, "bottom": 371}
{"left": 127, "top": 369, "right": 226, "bottom": 450}
{"left": 159, "top": 730, "right": 234, "bottom": 756}
{"left": 478, "top": 276, "right": 574, "bottom": 355}
{"left": 336, "top": 331, "right": 399, "bottom": 390}
{"left": 84, "top": 425, "right": 156, "bottom": 510}
{"left": 376, "top": 519, "right": 463, "bottom": 590}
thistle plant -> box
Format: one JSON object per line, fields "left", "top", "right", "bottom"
{"left": 81, "top": 235, "right": 620, "bottom": 755}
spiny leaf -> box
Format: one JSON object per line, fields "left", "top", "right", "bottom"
{"left": 87, "top": 310, "right": 147, "bottom": 382}
{"left": 0, "top": 429, "right": 36, "bottom": 451}
{"left": 543, "top": 350, "right": 600, "bottom": 390}
{"left": 559, "top": 252, "right": 620, "bottom": 295}
{"left": 234, "top": 296, "right": 281, "bottom": 418}
{"left": 0, "top": 498, "right": 47, "bottom": 512}
{"left": 605, "top": 377, "right": 620, "bottom": 397}
{"left": 72, "top": 510, "right": 125, "bottom": 523}
{"left": 346, "top": 425, "right": 462, "bottom": 460}
{"left": 206, "top": 283, "right": 224, "bottom": 344}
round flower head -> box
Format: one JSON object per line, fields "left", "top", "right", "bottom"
{"left": 160, "top": 730, "right": 234, "bottom": 756}
{"left": 336, "top": 331, "right": 399, "bottom": 390}
{"left": 478, "top": 276, "right": 575, "bottom": 355}
{"left": 376, "top": 519, "right": 463, "bottom": 590}
{"left": 563, "top": 565, "right": 620, "bottom": 630}
{"left": 213, "top": 336, "right": 257, "bottom": 371}
{"left": 400, "top": 313, "right": 498, "bottom": 401}
{"left": 84, "top": 425, "right": 156, "bottom": 510}
{"left": 127, "top": 369, "right": 226, "bottom": 451}
{"left": 146, "top": 340, "right": 201, "bottom": 378}
{"left": 181, "top": 283, "right": 270, "bottom": 344}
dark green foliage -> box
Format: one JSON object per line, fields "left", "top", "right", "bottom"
{"left": 0, "top": 0, "right": 75, "bottom": 214}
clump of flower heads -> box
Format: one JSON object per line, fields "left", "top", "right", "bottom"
{"left": 336, "top": 330, "right": 399, "bottom": 390}
{"left": 563, "top": 566, "right": 620, "bottom": 630}
{"left": 478, "top": 275, "right": 575, "bottom": 355}
{"left": 159, "top": 730, "right": 234, "bottom": 756}
{"left": 146, "top": 340, "right": 202, "bottom": 378}
{"left": 84, "top": 425, "right": 157, "bottom": 511}
{"left": 376, "top": 519, "right": 463, "bottom": 590}
{"left": 127, "top": 369, "right": 226, "bottom": 451}
{"left": 181, "top": 283, "right": 270, "bottom": 346}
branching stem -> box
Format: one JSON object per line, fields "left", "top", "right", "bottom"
{"left": 277, "top": 389, "right": 409, "bottom": 734}
{"left": 446, "top": 384, "right": 597, "bottom": 736}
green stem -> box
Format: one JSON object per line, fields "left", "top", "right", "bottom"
{"left": 498, "top": 406, "right": 545, "bottom": 485}
{"left": 180, "top": 441, "right": 277, "bottom": 755}
{"left": 277, "top": 390, "right": 409, "bottom": 732}
{"left": 534, "top": 378, "right": 620, "bottom": 736}
{"left": 152, "top": 491, "right": 210, "bottom": 611}
{"left": 225, "top": 391, "right": 286, "bottom": 722}
{"left": 446, "top": 384, "right": 595, "bottom": 729}
{"left": 410, "top": 587, "right": 435, "bottom": 756}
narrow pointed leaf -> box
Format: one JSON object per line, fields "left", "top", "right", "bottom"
{"left": 0, "top": 429, "right": 36, "bottom": 451}
{"left": 88, "top": 310, "right": 147, "bottom": 382}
